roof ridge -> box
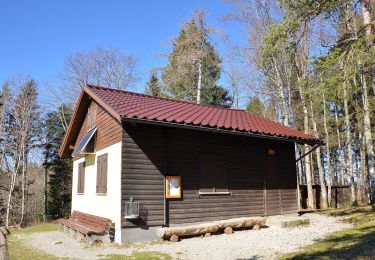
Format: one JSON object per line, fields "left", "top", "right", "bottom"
{"left": 86, "top": 84, "right": 246, "bottom": 112}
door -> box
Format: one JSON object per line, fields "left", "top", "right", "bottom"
{"left": 264, "top": 158, "right": 282, "bottom": 215}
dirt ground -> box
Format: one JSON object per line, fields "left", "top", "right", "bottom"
{"left": 20, "top": 213, "right": 351, "bottom": 260}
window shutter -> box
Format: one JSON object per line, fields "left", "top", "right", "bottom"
{"left": 77, "top": 162, "right": 85, "bottom": 194}
{"left": 87, "top": 106, "right": 96, "bottom": 131}
{"left": 199, "top": 153, "right": 215, "bottom": 192}
{"left": 199, "top": 153, "right": 228, "bottom": 192}
{"left": 91, "top": 106, "right": 97, "bottom": 127}
{"left": 87, "top": 110, "right": 92, "bottom": 130}
{"left": 102, "top": 155, "right": 108, "bottom": 193}
{"left": 77, "top": 164, "right": 80, "bottom": 193}
{"left": 96, "top": 154, "right": 108, "bottom": 194}
{"left": 96, "top": 158, "right": 101, "bottom": 193}
{"left": 214, "top": 156, "right": 228, "bottom": 192}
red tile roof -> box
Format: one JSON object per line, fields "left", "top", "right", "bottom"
{"left": 86, "top": 85, "right": 321, "bottom": 144}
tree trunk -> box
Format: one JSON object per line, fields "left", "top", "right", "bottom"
{"left": 5, "top": 155, "right": 21, "bottom": 226}
{"left": 20, "top": 146, "right": 26, "bottom": 226}
{"left": 361, "top": 0, "right": 375, "bottom": 204}
{"left": 360, "top": 132, "right": 371, "bottom": 204}
{"left": 197, "top": 60, "right": 202, "bottom": 104}
{"left": 295, "top": 144, "right": 303, "bottom": 210}
{"left": 298, "top": 83, "right": 314, "bottom": 209}
{"left": 334, "top": 105, "right": 346, "bottom": 185}
{"left": 322, "top": 93, "right": 333, "bottom": 207}
{"left": 342, "top": 66, "right": 357, "bottom": 205}
{"left": 0, "top": 227, "right": 10, "bottom": 260}
{"left": 273, "top": 59, "right": 290, "bottom": 127}
{"left": 360, "top": 70, "right": 375, "bottom": 204}
{"left": 310, "top": 100, "right": 328, "bottom": 209}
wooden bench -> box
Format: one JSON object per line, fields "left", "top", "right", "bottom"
{"left": 58, "top": 211, "right": 112, "bottom": 245}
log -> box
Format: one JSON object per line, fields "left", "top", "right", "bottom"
{"left": 204, "top": 232, "right": 211, "bottom": 237}
{"left": 156, "top": 216, "right": 266, "bottom": 239}
{"left": 0, "top": 226, "right": 10, "bottom": 260}
{"left": 224, "top": 227, "right": 233, "bottom": 234}
{"left": 156, "top": 223, "right": 220, "bottom": 238}
{"left": 215, "top": 217, "right": 266, "bottom": 229}
{"left": 252, "top": 224, "right": 261, "bottom": 230}
{"left": 170, "top": 235, "right": 179, "bottom": 242}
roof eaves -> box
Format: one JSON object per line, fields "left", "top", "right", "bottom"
{"left": 121, "top": 116, "right": 323, "bottom": 146}
{"left": 59, "top": 90, "right": 85, "bottom": 158}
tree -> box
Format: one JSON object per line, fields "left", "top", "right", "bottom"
{"left": 246, "top": 97, "right": 265, "bottom": 116}
{"left": 5, "top": 79, "right": 39, "bottom": 226}
{"left": 44, "top": 105, "right": 72, "bottom": 220}
{"left": 162, "top": 10, "right": 228, "bottom": 106}
{"left": 145, "top": 72, "right": 162, "bottom": 97}
{"left": 61, "top": 46, "right": 138, "bottom": 103}
{"left": 360, "top": 0, "right": 375, "bottom": 204}
{"left": 201, "top": 85, "right": 233, "bottom": 108}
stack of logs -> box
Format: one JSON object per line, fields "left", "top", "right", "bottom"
{"left": 156, "top": 217, "right": 266, "bottom": 242}
{"left": 0, "top": 226, "right": 10, "bottom": 260}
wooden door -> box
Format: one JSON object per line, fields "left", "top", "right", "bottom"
{"left": 264, "top": 158, "right": 282, "bottom": 215}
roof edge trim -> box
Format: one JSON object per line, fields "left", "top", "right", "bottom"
{"left": 122, "top": 117, "right": 323, "bottom": 146}
{"left": 83, "top": 86, "right": 122, "bottom": 121}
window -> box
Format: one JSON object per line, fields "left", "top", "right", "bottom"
{"left": 96, "top": 153, "right": 108, "bottom": 194}
{"left": 87, "top": 106, "right": 97, "bottom": 131}
{"left": 199, "top": 153, "right": 228, "bottom": 193}
{"left": 72, "top": 128, "right": 96, "bottom": 156}
{"left": 77, "top": 162, "right": 85, "bottom": 194}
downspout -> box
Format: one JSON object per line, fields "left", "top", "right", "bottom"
{"left": 162, "top": 127, "right": 168, "bottom": 227}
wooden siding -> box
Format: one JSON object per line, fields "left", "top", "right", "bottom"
{"left": 73, "top": 101, "right": 122, "bottom": 161}
{"left": 121, "top": 123, "right": 298, "bottom": 228}
{"left": 121, "top": 123, "right": 164, "bottom": 227}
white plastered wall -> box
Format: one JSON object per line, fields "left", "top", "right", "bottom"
{"left": 71, "top": 141, "right": 122, "bottom": 243}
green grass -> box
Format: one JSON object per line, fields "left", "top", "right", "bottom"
{"left": 10, "top": 223, "right": 58, "bottom": 235}
{"left": 281, "top": 206, "right": 375, "bottom": 260}
{"left": 8, "top": 223, "right": 59, "bottom": 260}
{"left": 100, "top": 251, "right": 172, "bottom": 260}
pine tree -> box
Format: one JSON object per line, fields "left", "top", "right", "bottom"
{"left": 145, "top": 73, "right": 162, "bottom": 97}
{"left": 162, "top": 10, "right": 231, "bottom": 107}
{"left": 44, "top": 105, "right": 72, "bottom": 219}
{"left": 246, "top": 97, "right": 265, "bottom": 116}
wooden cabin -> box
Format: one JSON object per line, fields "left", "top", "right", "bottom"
{"left": 59, "top": 85, "right": 321, "bottom": 243}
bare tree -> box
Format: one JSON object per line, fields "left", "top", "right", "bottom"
{"left": 60, "top": 46, "right": 138, "bottom": 103}
{"left": 5, "top": 79, "right": 38, "bottom": 226}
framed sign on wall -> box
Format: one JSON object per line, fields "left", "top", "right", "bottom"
{"left": 165, "top": 176, "right": 181, "bottom": 199}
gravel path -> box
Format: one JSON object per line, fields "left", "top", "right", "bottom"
{"left": 23, "top": 213, "right": 351, "bottom": 260}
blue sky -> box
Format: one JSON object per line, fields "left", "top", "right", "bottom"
{"left": 0, "top": 0, "right": 244, "bottom": 102}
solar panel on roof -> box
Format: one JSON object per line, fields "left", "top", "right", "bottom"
{"left": 72, "top": 128, "right": 97, "bottom": 157}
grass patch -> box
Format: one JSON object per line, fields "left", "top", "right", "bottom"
{"left": 100, "top": 251, "right": 172, "bottom": 260}
{"left": 281, "top": 206, "right": 375, "bottom": 260}
{"left": 7, "top": 223, "right": 60, "bottom": 260}
{"left": 11, "top": 223, "right": 58, "bottom": 235}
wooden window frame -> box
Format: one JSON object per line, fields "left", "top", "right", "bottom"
{"left": 199, "top": 153, "right": 230, "bottom": 195}
{"left": 77, "top": 162, "right": 85, "bottom": 195}
{"left": 165, "top": 176, "right": 182, "bottom": 199}
{"left": 96, "top": 153, "right": 108, "bottom": 195}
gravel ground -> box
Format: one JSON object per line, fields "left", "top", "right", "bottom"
{"left": 23, "top": 213, "right": 351, "bottom": 260}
